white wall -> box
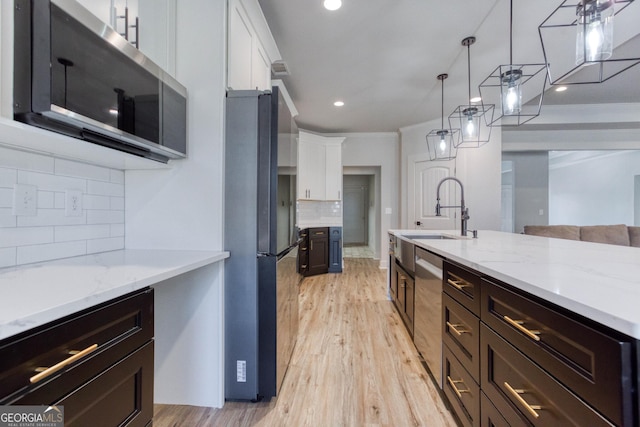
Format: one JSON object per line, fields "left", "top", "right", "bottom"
{"left": 549, "top": 151, "right": 640, "bottom": 226}
{"left": 340, "top": 132, "right": 399, "bottom": 268}
{"left": 399, "top": 118, "right": 502, "bottom": 232}
{"left": 124, "top": 0, "right": 227, "bottom": 408}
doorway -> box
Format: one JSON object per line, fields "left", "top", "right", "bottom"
{"left": 343, "top": 175, "right": 374, "bottom": 258}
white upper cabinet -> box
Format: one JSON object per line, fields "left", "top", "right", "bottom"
{"left": 227, "top": 0, "right": 281, "bottom": 90}
{"left": 298, "top": 131, "right": 344, "bottom": 201}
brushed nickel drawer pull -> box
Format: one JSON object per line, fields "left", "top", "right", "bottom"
{"left": 30, "top": 344, "right": 98, "bottom": 384}
{"left": 504, "top": 316, "right": 541, "bottom": 342}
{"left": 503, "top": 381, "right": 542, "bottom": 419}
{"left": 446, "top": 321, "right": 468, "bottom": 336}
{"left": 447, "top": 279, "right": 470, "bottom": 291}
{"left": 447, "top": 376, "right": 470, "bottom": 399}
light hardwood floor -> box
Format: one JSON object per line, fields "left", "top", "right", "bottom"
{"left": 154, "top": 258, "right": 457, "bottom": 426}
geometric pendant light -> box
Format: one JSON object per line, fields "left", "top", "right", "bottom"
{"left": 538, "top": 0, "right": 640, "bottom": 85}
{"left": 426, "top": 74, "right": 459, "bottom": 161}
{"left": 479, "top": 0, "right": 548, "bottom": 127}
{"left": 448, "top": 36, "right": 495, "bottom": 149}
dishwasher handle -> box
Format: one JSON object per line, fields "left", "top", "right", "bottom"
{"left": 415, "top": 258, "right": 443, "bottom": 279}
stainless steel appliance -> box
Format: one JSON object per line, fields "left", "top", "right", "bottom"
{"left": 224, "top": 88, "right": 300, "bottom": 401}
{"left": 414, "top": 246, "right": 444, "bottom": 387}
{"left": 14, "top": 0, "right": 187, "bottom": 162}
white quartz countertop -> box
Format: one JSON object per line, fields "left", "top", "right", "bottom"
{"left": 390, "top": 229, "right": 640, "bottom": 339}
{"left": 0, "top": 249, "right": 229, "bottom": 341}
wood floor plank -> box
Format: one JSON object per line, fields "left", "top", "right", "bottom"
{"left": 154, "top": 258, "right": 457, "bottom": 426}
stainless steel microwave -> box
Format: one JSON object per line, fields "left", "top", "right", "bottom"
{"left": 13, "top": 0, "right": 187, "bottom": 163}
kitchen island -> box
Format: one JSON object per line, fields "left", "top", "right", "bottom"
{"left": 389, "top": 229, "right": 640, "bottom": 427}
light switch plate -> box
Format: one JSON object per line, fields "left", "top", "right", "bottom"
{"left": 65, "top": 190, "right": 83, "bottom": 216}
{"left": 12, "top": 184, "right": 37, "bottom": 216}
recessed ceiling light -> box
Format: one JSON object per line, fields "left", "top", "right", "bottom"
{"left": 555, "top": 86, "right": 568, "bottom": 92}
{"left": 470, "top": 96, "right": 482, "bottom": 103}
{"left": 333, "top": 101, "right": 345, "bottom": 107}
{"left": 109, "top": 108, "right": 119, "bottom": 115}
{"left": 324, "top": 0, "right": 342, "bottom": 11}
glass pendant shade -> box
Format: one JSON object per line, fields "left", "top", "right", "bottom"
{"left": 576, "top": 0, "right": 614, "bottom": 64}
{"left": 426, "top": 73, "right": 459, "bottom": 161}
{"left": 538, "top": 0, "right": 639, "bottom": 85}
{"left": 449, "top": 36, "right": 494, "bottom": 149}
{"left": 480, "top": 0, "right": 548, "bottom": 127}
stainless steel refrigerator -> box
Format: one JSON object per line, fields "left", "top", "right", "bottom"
{"left": 224, "top": 88, "right": 300, "bottom": 401}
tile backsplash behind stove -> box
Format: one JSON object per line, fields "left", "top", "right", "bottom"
{"left": 0, "top": 147, "right": 125, "bottom": 268}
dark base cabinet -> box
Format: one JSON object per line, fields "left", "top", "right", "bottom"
{"left": 0, "top": 288, "right": 154, "bottom": 427}
{"left": 299, "top": 228, "right": 329, "bottom": 276}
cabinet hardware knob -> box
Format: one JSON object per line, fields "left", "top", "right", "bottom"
{"left": 447, "top": 278, "right": 470, "bottom": 291}
{"left": 503, "top": 381, "right": 543, "bottom": 419}
{"left": 446, "top": 321, "right": 469, "bottom": 336}
{"left": 446, "top": 376, "right": 470, "bottom": 399}
{"left": 503, "top": 316, "right": 541, "bottom": 342}
{"left": 30, "top": 343, "right": 98, "bottom": 384}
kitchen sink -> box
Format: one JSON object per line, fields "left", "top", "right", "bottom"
{"left": 400, "top": 234, "right": 456, "bottom": 240}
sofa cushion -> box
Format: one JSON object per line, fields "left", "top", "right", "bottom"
{"left": 580, "top": 224, "right": 630, "bottom": 246}
{"left": 523, "top": 225, "right": 581, "bottom": 241}
{"left": 628, "top": 227, "right": 640, "bottom": 247}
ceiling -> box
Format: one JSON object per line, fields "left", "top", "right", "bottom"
{"left": 258, "top": 0, "right": 640, "bottom": 134}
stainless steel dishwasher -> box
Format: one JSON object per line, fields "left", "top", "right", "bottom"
{"left": 414, "top": 246, "right": 444, "bottom": 388}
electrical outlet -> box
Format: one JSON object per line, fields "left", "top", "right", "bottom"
{"left": 12, "top": 184, "right": 37, "bottom": 216}
{"left": 65, "top": 190, "right": 83, "bottom": 217}
{"left": 236, "top": 360, "right": 247, "bottom": 382}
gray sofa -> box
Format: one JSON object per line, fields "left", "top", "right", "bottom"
{"left": 523, "top": 224, "right": 640, "bottom": 248}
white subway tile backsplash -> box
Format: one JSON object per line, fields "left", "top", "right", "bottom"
{"left": 0, "top": 227, "right": 54, "bottom": 248}
{"left": 55, "top": 224, "right": 111, "bottom": 242}
{"left": 37, "top": 191, "right": 55, "bottom": 209}
{"left": 17, "top": 209, "right": 87, "bottom": 227}
{"left": 110, "top": 196, "right": 124, "bottom": 210}
{"left": 110, "top": 223, "right": 125, "bottom": 237}
{"left": 84, "top": 194, "right": 110, "bottom": 210}
{"left": 0, "top": 248, "right": 16, "bottom": 268}
{"left": 0, "top": 189, "right": 12, "bottom": 208}
{"left": 18, "top": 170, "right": 86, "bottom": 192}
{"left": 55, "top": 158, "right": 111, "bottom": 182}
{"left": 0, "top": 208, "right": 17, "bottom": 228}
{"left": 87, "top": 237, "right": 124, "bottom": 254}
{"left": 88, "top": 180, "right": 124, "bottom": 197}
{"left": 87, "top": 210, "right": 124, "bottom": 224}
{"left": 17, "top": 241, "right": 87, "bottom": 265}
{"left": 0, "top": 168, "right": 17, "bottom": 187}
{"left": 0, "top": 147, "right": 54, "bottom": 173}
{"left": 1, "top": 151, "right": 127, "bottom": 267}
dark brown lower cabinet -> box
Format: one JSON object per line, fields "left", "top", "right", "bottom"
{"left": 307, "top": 227, "right": 329, "bottom": 276}
{"left": 480, "top": 392, "right": 512, "bottom": 427}
{"left": 0, "top": 288, "right": 154, "bottom": 426}
{"left": 443, "top": 344, "right": 480, "bottom": 427}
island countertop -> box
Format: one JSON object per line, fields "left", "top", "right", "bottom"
{"left": 0, "top": 249, "right": 229, "bottom": 341}
{"left": 389, "top": 229, "right": 640, "bottom": 339}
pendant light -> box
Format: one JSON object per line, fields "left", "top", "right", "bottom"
{"left": 538, "top": 0, "right": 640, "bottom": 85}
{"left": 426, "top": 74, "right": 459, "bottom": 161}
{"left": 449, "top": 37, "right": 494, "bottom": 149}
{"left": 479, "top": 0, "right": 548, "bottom": 126}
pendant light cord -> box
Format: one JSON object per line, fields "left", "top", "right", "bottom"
{"left": 467, "top": 44, "right": 471, "bottom": 105}
{"left": 441, "top": 77, "right": 444, "bottom": 129}
{"left": 509, "top": 0, "right": 513, "bottom": 65}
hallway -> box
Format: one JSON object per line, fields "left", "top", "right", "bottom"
{"left": 154, "top": 259, "right": 456, "bottom": 426}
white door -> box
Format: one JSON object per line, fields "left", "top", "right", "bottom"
{"left": 408, "top": 156, "right": 457, "bottom": 230}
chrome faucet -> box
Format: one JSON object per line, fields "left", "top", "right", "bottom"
{"left": 435, "top": 177, "right": 469, "bottom": 237}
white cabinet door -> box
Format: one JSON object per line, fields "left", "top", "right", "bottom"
{"left": 228, "top": 2, "right": 253, "bottom": 90}
{"left": 297, "top": 139, "right": 325, "bottom": 200}
{"left": 324, "top": 143, "right": 342, "bottom": 201}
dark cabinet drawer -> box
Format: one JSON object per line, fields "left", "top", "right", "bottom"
{"left": 481, "top": 391, "right": 517, "bottom": 427}
{"left": 309, "top": 228, "right": 328, "bottom": 238}
{"left": 443, "top": 292, "right": 480, "bottom": 382}
{"left": 444, "top": 261, "right": 481, "bottom": 316}
{"left": 443, "top": 344, "right": 480, "bottom": 427}
{"left": 13, "top": 341, "right": 154, "bottom": 427}
{"left": 481, "top": 324, "right": 615, "bottom": 427}
{"left": 0, "top": 288, "right": 153, "bottom": 404}
{"left": 481, "top": 279, "right": 634, "bottom": 426}
{"left": 396, "top": 262, "right": 414, "bottom": 335}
